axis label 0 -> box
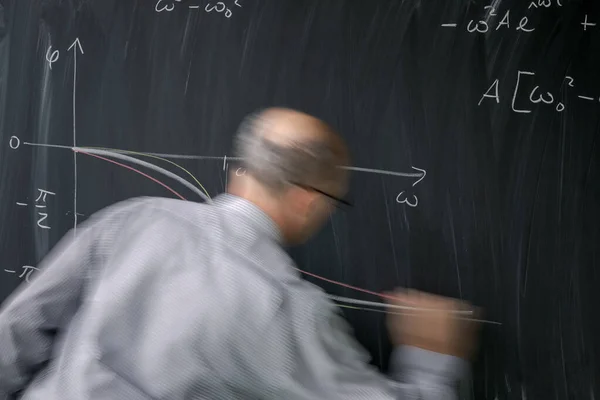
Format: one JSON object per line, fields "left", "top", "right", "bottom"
{"left": 9, "top": 136, "right": 20, "bottom": 149}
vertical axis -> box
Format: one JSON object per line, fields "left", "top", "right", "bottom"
{"left": 68, "top": 38, "right": 84, "bottom": 236}
{"left": 72, "top": 48, "right": 78, "bottom": 235}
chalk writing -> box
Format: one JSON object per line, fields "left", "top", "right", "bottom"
{"left": 235, "top": 167, "right": 246, "bottom": 176}
{"left": 205, "top": 2, "right": 230, "bottom": 18}
{"left": 36, "top": 188, "right": 54, "bottom": 203}
{"left": 206, "top": 2, "right": 224, "bottom": 12}
{"left": 4, "top": 265, "right": 39, "bottom": 282}
{"left": 581, "top": 15, "right": 596, "bottom": 31}
{"left": 155, "top": 0, "right": 181, "bottom": 12}
{"left": 9, "top": 135, "right": 20, "bottom": 149}
{"left": 442, "top": 7, "right": 535, "bottom": 33}
{"left": 565, "top": 76, "right": 574, "bottom": 88}
{"left": 37, "top": 214, "right": 51, "bottom": 229}
{"left": 20, "top": 188, "right": 57, "bottom": 230}
{"left": 19, "top": 266, "right": 39, "bottom": 282}
{"left": 467, "top": 20, "right": 489, "bottom": 33}
{"left": 396, "top": 192, "right": 418, "bottom": 207}
{"left": 44, "top": 39, "right": 82, "bottom": 72}
{"left": 35, "top": 189, "right": 56, "bottom": 229}
{"left": 45, "top": 46, "right": 59, "bottom": 70}
{"left": 483, "top": 5, "right": 497, "bottom": 17}
{"left": 513, "top": 71, "right": 557, "bottom": 113}
{"left": 410, "top": 167, "right": 427, "bottom": 187}
{"left": 516, "top": 16, "right": 535, "bottom": 32}
{"left": 477, "top": 71, "right": 600, "bottom": 113}
{"left": 157, "top": 0, "right": 241, "bottom": 15}
{"left": 528, "top": 0, "right": 562, "bottom": 8}
{"left": 496, "top": 10, "right": 510, "bottom": 30}
{"left": 394, "top": 167, "right": 426, "bottom": 208}
{"left": 479, "top": 79, "right": 500, "bottom": 106}
{"left": 577, "top": 95, "right": 596, "bottom": 101}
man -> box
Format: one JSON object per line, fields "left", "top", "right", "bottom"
{"left": 0, "top": 108, "right": 479, "bottom": 399}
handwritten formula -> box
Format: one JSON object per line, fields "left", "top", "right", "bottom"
{"left": 156, "top": 0, "right": 242, "bottom": 18}
{"left": 478, "top": 71, "right": 600, "bottom": 113}
{"left": 442, "top": 0, "right": 595, "bottom": 35}
{"left": 442, "top": 4, "right": 537, "bottom": 34}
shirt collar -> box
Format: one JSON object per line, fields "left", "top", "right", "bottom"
{"left": 212, "top": 193, "right": 283, "bottom": 244}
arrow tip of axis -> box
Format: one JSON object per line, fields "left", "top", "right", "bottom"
{"left": 67, "top": 38, "right": 84, "bottom": 54}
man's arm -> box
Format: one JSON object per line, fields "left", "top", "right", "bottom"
{"left": 310, "top": 302, "right": 468, "bottom": 399}
{"left": 0, "top": 199, "right": 142, "bottom": 396}
{"left": 245, "top": 290, "right": 470, "bottom": 400}
{"left": 0, "top": 224, "right": 94, "bottom": 395}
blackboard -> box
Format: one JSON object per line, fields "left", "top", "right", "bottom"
{"left": 1, "top": 1, "right": 599, "bottom": 398}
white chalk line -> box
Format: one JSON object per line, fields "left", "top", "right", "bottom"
{"left": 22, "top": 141, "right": 426, "bottom": 179}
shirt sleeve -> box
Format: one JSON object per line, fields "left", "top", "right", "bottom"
{"left": 0, "top": 199, "right": 142, "bottom": 397}
{"left": 262, "top": 294, "right": 469, "bottom": 400}
{"left": 0, "top": 224, "right": 94, "bottom": 396}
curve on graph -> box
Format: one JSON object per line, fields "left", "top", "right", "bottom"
{"left": 81, "top": 145, "right": 211, "bottom": 199}
{"left": 74, "top": 147, "right": 474, "bottom": 318}
{"left": 74, "top": 147, "right": 212, "bottom": 203}
{"left": 74, "top": 149, "right": 405, "bottom": 304}
{"left": 75, "top": 149, "right": 186, "bottom": 200}
{"left": 294, "top": 266, "right": 401, "bottom": 301}
{"left": 335, "top": 303, "right": 498, "bottom": 325}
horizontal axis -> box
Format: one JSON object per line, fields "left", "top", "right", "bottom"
{"left": 21, "top": 141, "right": 425, "bottom": 179}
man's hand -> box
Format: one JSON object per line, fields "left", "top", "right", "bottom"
{"left": 384, "top": 289, "right": 481, "bottom": 360}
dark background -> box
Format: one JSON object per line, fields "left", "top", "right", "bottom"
{"left": 1, "top": 0, "right": 599, "bottom": 398}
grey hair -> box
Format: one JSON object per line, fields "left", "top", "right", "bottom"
{"left": 233, "top": 110, "right": 342, "bottom": 192}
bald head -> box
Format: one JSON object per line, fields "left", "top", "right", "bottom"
{"left": 231, "top": 107, "right": 350, "bottom": 244}
{"left": 252, "top": 108, "right": 342, "bottom": 147}
{"left": 233, "top": 107, "right": 349, "bottom": 193}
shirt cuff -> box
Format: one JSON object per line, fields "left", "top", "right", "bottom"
{"left": 390, "top": 346, "right": 469, "bottom": 384}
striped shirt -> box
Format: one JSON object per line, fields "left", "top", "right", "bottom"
{"left": 0, "top": 194, "right": 466, "bottom": 399}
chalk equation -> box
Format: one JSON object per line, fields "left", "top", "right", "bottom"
{"left": 442, "top": 4, "right": 595, "bottom": 34}
{"left": 3, "top": 265, "right": 38, "bottom": 282}
{"left": 442, "top": 5, "right": 536, "bottom": 33}
{"left": 478, "top": 71, "right": 600, "bottom": 113}
{"left": 156, "top": 0, "right": 242, "bottom": 17}
{"left": 16, "top": 188, "right": 56, "bottom": 230}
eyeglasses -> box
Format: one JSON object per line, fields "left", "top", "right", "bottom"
{"left": 290, "top": 182, "right": 352, "bottom": 209}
